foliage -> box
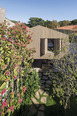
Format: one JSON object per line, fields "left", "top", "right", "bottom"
{"left": 58, "top": 20, "right": 71, "bottom": 27}
{"left": 11, "top": 20, "right": 18, "bottom": 24}
{"left": 69, "top": 34, "right": 77, "bottom": 43}
{"left": 23, "top": 70, "right": 40, "bottom": 104}
{"left": 44, "top": 20, "right": 59, "bottom": 29}
{"left": 28, "top": 18, "right": 59, "bottom": 29}
{"left": 12, "top": 70, "right": 40, "bottom": 116}
{"left": 0, "top": 22, "right": 35, "bottom": 116}
{"left": 71, "top": 19, "right": 77, "bottom": 25}
{"left": 27, "top": 17, "right": 77, "bottom": 29}
{"left": 28, "top": 17, "right": 45, "bottom": 27}
{"left": 52, "top": 53, "right": 77, "bottom": 110}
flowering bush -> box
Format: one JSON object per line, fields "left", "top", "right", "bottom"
{"left": 0, "top": 22, "right": 35, "bottom": 115}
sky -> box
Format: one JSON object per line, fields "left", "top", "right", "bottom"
{"left": 0, "top": 0, "right": 77, "bottom": 23}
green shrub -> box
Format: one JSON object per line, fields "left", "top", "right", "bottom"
{"left": 24, "top": 70, "right": 40, "bottom": 103}
{"left": 13, "top": 70, "right": 40, "bottom": 116}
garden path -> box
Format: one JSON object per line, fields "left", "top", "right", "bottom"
{"left": 29, "top": 88, "right": 49, "bottom": 116}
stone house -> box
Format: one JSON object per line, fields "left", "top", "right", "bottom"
{"left": 29, "top": 25, "right": 69, "bottom": 60}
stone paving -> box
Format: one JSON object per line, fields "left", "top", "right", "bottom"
{"left": 29, "top": 88, "right": 49, "bottom": 116}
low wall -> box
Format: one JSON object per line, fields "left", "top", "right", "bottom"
{"left": 33, "top": 59, "right": 55, "bottom": 90}
{"left": 38, "top": 69, "right": 52, "bottom": 90}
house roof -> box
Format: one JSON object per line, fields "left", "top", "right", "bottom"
{"left": 57, "top": 25, "right": 77, "bottom": 30}
{"left": 30, "top": 25, "right": 69, "bottom": 39}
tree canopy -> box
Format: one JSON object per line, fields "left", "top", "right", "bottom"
{"left": 11, "top": 18, "right": 77, "bottom": 29}
{"left": 28, "top": 17, "right": 45, "bottom": 27}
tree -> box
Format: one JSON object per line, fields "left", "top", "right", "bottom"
{"left": 44, "top": 20, "right": 59, "bottom": 29}
{"left": 52, "top": 43, "right": 77, "bottom": 115}
{"left": 28, "top": 17, "right": 45, "bottom": 27}
{"left": 71, "top": 19, "right": 77, "bottom": 25}
{"left": 59, "top": 20, "right": 71, "bottom": 27}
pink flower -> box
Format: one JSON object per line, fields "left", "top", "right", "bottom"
{"left": 18, "top": 21, "right": 20, "bottom": 23}
{"left": 1, "top": 100, "right": 7, "bottom": 109}
{"left": 13, "top": 31, "right": 16, "bottom": 34}
{"left": 5, "top": 70, "right": 10, "bottom": 75}
{"left": 1, "top": 111, "right": 4, "bottom": 115}
{"left": 23, "top": 86, "right": 27, "bottom": 93}
{"left": 14, "top": 49, "right": 17, "bottom": 51}
{"left": 2, "top": 64, "right": 7, "bottom": 70}
{"left": 8, "top": 45, "right": 12, "bottom": 49}
{"left": 15, "top": 59, "right": 18, "bottom": 63}
{"left": 12, "top": 27, "right": 15, "bottom": 30}
{"left": 2, "top": 38, "right": 6, "bottom": 40}
{"left": 14, "top": 75, "right": 17, "bottom": 80}
{"left": 0, "top": 96, "right": 2, "bottom": 101}
{"left": 7, "top": 106, "right": 14, "bottom": 112}
{"left": 10, "top": 91, "right": 14, "bottom": 95}
{"left": 28, "top": 34, "right": 32, "bottom": 39}
{"left": 17, "top": 93, "right": 20, "bottom": 98}
{"left": 11, "top": 62, "right": 13, "bottom": 65}
{"left": 11, "top": 99, "right": 13, "bottom": 103}
{"left": 1, "top": 89, "right": 6, "bottom": 95}
{"left": 17, "top": 67, "right": 20, "bottom": 72}
{"left": 18, "top": 98, "right": 23, "bottom": 104}
{"left": 9, "top": 106, "right": 14, "bottom": 112}
{"left": 8, "top": 38, "right": 12, "bottom": 42}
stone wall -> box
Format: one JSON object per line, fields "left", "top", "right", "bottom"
{"left": 39, "top": 69, "right": 52, "bottom": 90}
{"left": 34, "top": 60, "right": 55, "bottom": 90}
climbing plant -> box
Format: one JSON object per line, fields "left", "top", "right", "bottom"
{"left": 0, "top": 22, "right": 36, "bottom": 116}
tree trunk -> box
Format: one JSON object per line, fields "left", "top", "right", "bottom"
{"left": 64, "top": 96, "right": 70, "bottom": 116}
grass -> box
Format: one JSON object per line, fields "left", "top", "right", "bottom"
{"left": 46, "top": 96, "right": 56, "bottom": 106}
{"left": 45, "top": 95, "right": 77, "bottom": 116}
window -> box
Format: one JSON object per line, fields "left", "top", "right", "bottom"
{"left": 48, "top": 39, "right": 54, "bottom": 51}
{"left": 40, "top": 38, "right": 45, "bottom": 56}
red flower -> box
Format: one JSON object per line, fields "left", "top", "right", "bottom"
{"left": 18, "top": 21, "right": 20, "bottom": 23}
{"left": 35, "top": 50, "right": 36, "bottom": 52}
{"left": 28, "top": 34, "right": 32, "bottom": 39}
{"left": 5, "top": 70, "right": 10, "bottom": 75}
{"left": 9, "top": 106, "right": 14, "bottom": 112}
{"left": 2, "top": 38, "right": 6, "bottom": 40}
{"left": 14, "top": 75, "right": 17, "bottom": 80}
{"left": 17, "top": 67, "right": 20, "bottom": 72}
{"left": 11, "top": 99, "right": 13, "bottom": 103}
{"left": 18, "top": 98, "right": 23, "bottom": 104}
{"left": 14, "top": 49, "right": 17, "bottom": 51}
{"left": 1, "top": 100, "right": 7, "bottom": 109}
{"left": 17, "top": 93, "right": 20, "bottom": 98}
{"left": 12, "top": 27, "right": 15, "bottom": 30}
{"left": 0, "top": 96, "right": 2, "bottom": 101}
{"left": 1, "top": 111, "right": 4, "bottom": 115}
{"left": 8, "top": 38, "right": 12, "bottom": 42}
{"left": 23, "top": 86, "right": 27, "bottom": 93}
{"left": 11, "top": 62, "right": 13, "bottom": 65}
{"left": 1, "top": 89, "right": 6, "bottom": 95}
{"left": 10, "top": 91, "right": 14, "bottom": 95}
